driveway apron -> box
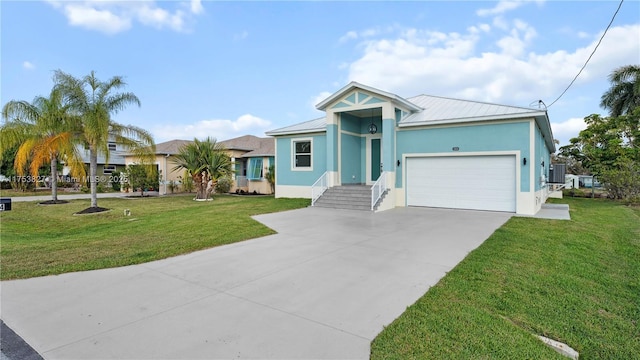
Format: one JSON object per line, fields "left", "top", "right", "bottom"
{"left": 1, "top": 207, "right": 511, "bottom": 359}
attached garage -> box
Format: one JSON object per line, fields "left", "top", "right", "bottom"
{"left": 406, "top": 155, "right": 516, "bottom": 212}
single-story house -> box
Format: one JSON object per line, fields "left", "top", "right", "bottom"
{"left": 123, "top": 135, "right": 274, "bottom": 195}
{"left": 219, "top": 135, "right": 275, "bottom": 194}
{"left": 123, "top": 139, "right": 191, "bottom": 194}
{"left": 266, "top": 82, "right": 555, "bottom": 215}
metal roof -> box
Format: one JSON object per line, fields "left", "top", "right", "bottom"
{"left": 399, "top": 94, "right": 547, "bottom": 126}
{"left": 265, "top": 117, "right": 327, "bottom": 136}
{"left": 266, "top": 88, "right": 555, "bottom": 152}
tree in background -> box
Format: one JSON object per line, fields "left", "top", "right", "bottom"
{"left": 265, "top": 164, "right": 275, "bottom": 194}
{"left": 172, "top": 137, "right": 232, "bottom": 200}
{"left": 54, "top": 70, "right": 155, "bottom": 211}
{"left": 600, "top": 65, "right": 640, "bottom": 117}
{"left": 560, "top": 109, "right": 639, "bottom": 201}
{"left": 126, "top": 164, "right": 159, "bottom": 197}
{"left": 560, "top": 64, "right": 640, "bottom": 202}
{"left": 0, "top": 88, "right": 85, "bottom": 202}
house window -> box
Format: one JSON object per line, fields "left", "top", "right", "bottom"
{"left": 108, "top": 143, "right": 117, "bottom": 151}
{"left": 103, "top": 165, "right": 116, "bottom": 174}
{"left": 247, "top": 158, "right": 263, "bottom": 180}
{"left": 293, "top": 139, "right": 312, "bottom": 170}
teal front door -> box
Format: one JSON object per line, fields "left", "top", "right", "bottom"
{"left": 370, "top": 138, "right": 381, "bottom": 182}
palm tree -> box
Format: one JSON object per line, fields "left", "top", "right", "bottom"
{"left": 172, "top": 137, "right": 232, "bottom": 200}
{"left": 1, "top": 88, "right": 85, "bottom": 202}
{"left": 54, "top": 70, "right": 155, "bottom": 210}
{"left": 600, "top": 65, "right": 640, "bottom": 117}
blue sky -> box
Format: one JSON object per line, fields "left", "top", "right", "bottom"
{"left": 2, "top": 0, "right": 639, "bottom": 147}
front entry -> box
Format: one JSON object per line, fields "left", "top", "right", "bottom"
{"left": 367, "top": 137, "right": 382, "bottom": 184}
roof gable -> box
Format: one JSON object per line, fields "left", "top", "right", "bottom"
{"left": 315, "top": 81, "right": 422, "bottom": 112}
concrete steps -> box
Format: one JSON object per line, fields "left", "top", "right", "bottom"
{"left": 313, "top": 185, "right": 387, "bottom": 211}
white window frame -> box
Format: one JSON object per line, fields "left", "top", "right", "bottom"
{"left": 291, "top": 138, "right": 313, "bottom": 171}
{"left": 108, "top": 142, "right": 117, "bottom": 151}
{"left": 103, "top": 165, "right": 116, "bottom": 174}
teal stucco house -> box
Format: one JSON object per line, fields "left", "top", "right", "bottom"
{"left": 266, "top": 82, "right": 555, "bottom": 215}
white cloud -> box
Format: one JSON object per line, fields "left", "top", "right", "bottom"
{"left": 190, "top": 0, "right": 204, "bottom": 15}
{"left": 338, "top": 26, "right": 396, "bottom": 44}
{"left": 477, "top": 0, "right": 544, "bottom": 17}
{"left": 310, "top": 91, "right": 332, "bottom": 110}
{"left": 45, "top": 0, "right": 203, "bottom": 34}
{"left": 496, "top": 19, "right": 537, "bottom": 56}
{"left": 339, "top": 31, "right": 358, "bottom": 43}
{"left": 153, "top": 114, "right": 272, "bottom": 142}
{"left": 22, "top": 61, "right": 35, "bottom": 70}
{"left": 551, "top": 117, "right": 586, "bottom": 145}
{"left": 62, "top": 2, "right": 132, "bottom": 34}
{"left": 344, "top": 23, "right": 640, "bottom": 106}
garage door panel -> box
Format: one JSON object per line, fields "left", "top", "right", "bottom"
{"left": 407, "top": 156, "right": 516, "bottom": 212}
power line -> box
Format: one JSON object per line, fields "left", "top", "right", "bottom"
{"left": 547, "top": 0, "right": 624, "bottom": 108}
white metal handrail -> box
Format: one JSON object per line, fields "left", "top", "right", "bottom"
{"left": 311, "top": 171, "right": 329, "bottom": 206}
{"left": 550, "top": 183, "right": 566, "bottom": 193}
{"left": 371, "top": 171, "right": 387, "bottom": 210}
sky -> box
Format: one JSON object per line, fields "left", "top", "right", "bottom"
{"left": 1, "top": 0, "right": 639, "bottom": 148}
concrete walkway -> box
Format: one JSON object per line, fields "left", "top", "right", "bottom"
{"left": 0, "top": 207, "right": 511, "bottom": 359}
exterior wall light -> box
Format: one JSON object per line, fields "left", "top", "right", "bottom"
{"left": 523, "top": 157, "right": 527, "bottom": 165}
{"left": 368, "top": 108, "right": 377, "bottom": 134}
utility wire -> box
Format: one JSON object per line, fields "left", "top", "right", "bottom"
{"left": 547, "top": 0, "right": 624, "bottom": 108}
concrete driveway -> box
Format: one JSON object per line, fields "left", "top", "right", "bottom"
{"left": 1, "top": 206, "right": 511, "bottom": 359}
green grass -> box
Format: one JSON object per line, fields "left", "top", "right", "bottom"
{"left": 0, "top": 194, "right": 309, "bottom": 280}
{"left": 371, "top": 198, "right": 640, "bottom": 359}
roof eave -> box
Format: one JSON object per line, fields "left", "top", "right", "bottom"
{"left": 241, "top": 153, "right": 275, "bottom": 158}
{"left": 265, "top": 129, "right": 327, "bottom": 136}
{"left": 399, "top": 111, "right": 547, "bottom": 128}
{"left": 535, "top": 111, "right": 556, "bottom": 152}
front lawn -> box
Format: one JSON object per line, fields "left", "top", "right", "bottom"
{"left": 0, "top": 194, "right": 309, "bottom": 280}
{"left": 371, "top": 198, "right": 640, "bottom": 359}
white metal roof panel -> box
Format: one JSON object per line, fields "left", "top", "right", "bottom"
{"left": 265, "top": 117, "right": 326, "bottom": 136}
{"left": 400, "top": 95, "right": 546, "bottom": 125}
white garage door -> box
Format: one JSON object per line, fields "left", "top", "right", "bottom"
{"left": 406, "top": 155, "right": 516, "bottom": 212}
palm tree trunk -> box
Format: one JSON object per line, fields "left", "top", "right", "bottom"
{"left": 90, "top": 148, "right": 98, "bottom": 208}
{"left": 51, "top": 155, "right": 58, "bottom": 201}
{"left": 194, "top": 173, "right": 205, "bottom": 199}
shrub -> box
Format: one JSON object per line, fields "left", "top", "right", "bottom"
{"left": 599, "top": 158, "right": 640, "bottom": 201}
{"left": 168, "top": 180, "right": 178, "bottom": 194}
{"left": 111, "top": 171, "right": 121, "bottom": 191}
{"left": 215, "top": 176, "right": 232, "bottom": 194}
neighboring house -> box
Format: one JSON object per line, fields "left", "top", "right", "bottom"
{"left": 63, "top": 137, "right": 128, "bottom": 182}
{"left": 123, "top": 139, "right": 192, "bottom": 195}
{"left": 124, "top": 135, "right": 275, "bottom": 195}
{"left": 266, "top": 82, "right": 555, "bottom": 215}
{"left": 219, "top": 135, "right": 275, "bottom": 195}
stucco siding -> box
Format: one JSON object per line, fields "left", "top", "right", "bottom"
{"left": 395, "top": 121, "right": 531, "bottom": 192}
{"left": 276, "top": 134, "right": 327, "bottom": 186}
